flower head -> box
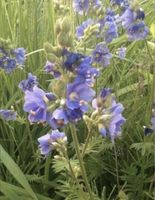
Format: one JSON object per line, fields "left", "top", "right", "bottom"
{"left": 38, "top": 129, "right": 67, "bottom": 156}
{"left": 121, "top": 8, "right": 136, "bottom": 29}
{"left": 13, "top": 48, "right": 26, "bottom": 65}
{"left": 92, "top": 43, "right": 112, "bottom": 67}
{"left": 18, "top": 73, "right": 38, "bottom": 92}
{"left": 92, "top": 88, "right": 125, "bottom": 142}
{"left": 73, "top": 0, "right": 101, "bottom": 15}
{"left": 111, "top": 0, "right": 129, "bottom": 8}
{"left": 99, "top": 10, "right": 118, "bottom": 43}
{"left": 73, "top": 0, "right": 89, "bottom": 15}
{"left": 47, "top": 108, "right": 68, "bottom": 129}
{"left": 0, "top": 46, "right": 26, "bottom": 73}
{"left": 75, "top": 56, "right": 100, "bottom": 85}
{"left": 66, "top": 80, "right": 95, "bottom": 122}
{"left": 23, "top": 86, "right": 56, "bottom": 123}
{"left": 76, "top": 19, "right": 94, "bottom": 39}
{"left": 127, "top": 21, "right": 149, "bottom": 41}
{"left": 44, "top": 61, "right": 61, "bottom": 78}
{"left": 118, "top": 47, "right": 126, "bottom": 59}
{"left": 0, "top": 109, "right": 17, "bottom": 121}
{"left": 63, "top": 50, "right": 85, "bottom": 71}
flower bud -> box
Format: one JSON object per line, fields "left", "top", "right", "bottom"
{"left": 57, "top": 33, "right": 73, "bottom": 47}
{"left": 49, "top": 78, "right": 66, "bottom": 98}
{"left": 44, "top": 42, "right": 54, "bottom": 54}
{"left": 55, "top": 19, "right": 62, "bottom": 35}
{"left": 47, "top": 53, "right": 58, "bottom": 63}
{"left": 61, "top": 17, "right": 71, "bottom": 33}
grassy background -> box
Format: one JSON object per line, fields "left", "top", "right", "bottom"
{"left": 0, "top": 0, "right": 154, "bottom": 199}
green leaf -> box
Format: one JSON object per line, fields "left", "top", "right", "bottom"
{"left": 0, "top": 181, "right": 22, "bottom": 200}
{"left": 0, "top": 181, "right": 53, "bottom": 200}
{"left": 147, "top": 41, "right": 155, "bottom": 51}
{"left": 0, "top": 145, "right": 38, "bottom": 200}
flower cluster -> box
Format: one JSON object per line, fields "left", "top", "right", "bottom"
{"left": 20, "top": 0, "right": 152, "bottom": 155}
{"left": 18, "top": 73, "right": 38, "bottom": 92}
{"left": 73, "top": 0, "right": 101, "bottom": 15}
{"left": 121, "top": 7, "right": 149, "bottom": 40}
{"left": 91, "top": 88, "right": 126, "bottom": 142}
{"left": 0, "top": 45, "right": 25, "bottom": 73}
{"left": 0, "top": 109, "right": 17, "bottom": 121}
{"left": 38, "top": 129, "right": 67, "bottom": 156}
{"left": 76, "top": 1, "right": 149, "bottom": 45}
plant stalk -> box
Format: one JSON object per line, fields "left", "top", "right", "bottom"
{"left": 114, "top": 143, "right": 120, "bottom": 190}
{"left": 70, "top": 124, "right": 94, "bottom": 200}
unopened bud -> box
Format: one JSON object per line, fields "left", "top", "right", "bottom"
{"left": 55, "top": 19, "right": 62, "bottom": 34}
{"left": 61, "top": 17, "right": 71, "bottom": 33}
{"left": 57, "top": 33, "right": 73, "bottom": 47}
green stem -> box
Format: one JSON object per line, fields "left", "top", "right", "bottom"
{"left": 44, "top": 155, "right": 51, "bottom": 181}
{"left": 64, "top": 150, "right": 87, "bottom": 199}
{"left": 70, "top": 124, "right": 94, "bottom": 200}
{"left": 82, "top": 128, "right": 92, "bottom": 157}
{"left": 114, "top": 143, "right": 120, "bottom": 190}
{"left": 64, "top": 150, "right": 78, "bottom": 183}
{"left": 25, "top": 49, "right": 44, "bottom": 57}
{"left": 145, "top": 40, "right": 155, "bottom": 124}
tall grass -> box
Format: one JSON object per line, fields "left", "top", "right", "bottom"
{"left": 0, "top": 0, "right": 154, "bottom": 199}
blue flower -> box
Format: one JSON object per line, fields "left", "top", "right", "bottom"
{"left": 92, "top": 88, "right": 125, "bottom": 142}
{"left": 98, "top": 103, "right": 126, "bottom": 142}
{"left": 92, "top": 42, "right": 112, "bottom": 67}
{"left": 127, "top": 21, "right": 149, "bottom": 41}
{"left": 111, "top": 0, "right": 129, "bottom": 8}
{"left": 104, "top": 20, "right": 118, "bottom": 43}
{"left": 76, "top": 19, "right": 94, "bottom": 39}
{"left": 135, "top": 8, "right": 145, "bottom": 20}
{"left": 47, "top": 108, "right": 68, "bottom": 129}
{"left": 66, "top": 108, "right": 83, "bottom": 122}
{"left": 0, "top": 46, "right": 25, "bottom": 73}
{"left": 66, "top": 81, "right": 95, "bottom": 121}
{"left": 73, "top": 0, "right": 101, "bottom": 15}
{"left": 63, "top": 51, "right": 85, "bottom": 71}
{"left": 3, "top": 58, "right": 17, "bottom": 73}
{"left": 44, "top": 61, "right": 61, "bottom": 78}
{"left": 92, "top": 88, "right": 112, "bottom": 109}
{"left": 73, "top": 0, "right": 89, "bottom": 15}
{"left": 118, "top": 47, "right": 126, "bottom": 59}
{"left": 13, "top": 48, "right": 26, "bottom": 65}
{"left": 0, "top": 109, "right": 17, "bottom": 121}
{"left": 18, "top": 73, "right": 38, "bottom": 92}
{"left": 23, "top": 86, "right": 56, "bottom": 123}
{"left": 99, "top": 10, "right": 118, "bottom": 43}
{"left": 121, "top": 8, "right": 136, "bottom": 29}
{"left": 38, "top": 129, "right": 67, "bottom": 156}
{"left": 75, "top": 56, "right": 100, "bottom": 85}
{"left": 67, "top": 81, "right": 95, "bottom": 105}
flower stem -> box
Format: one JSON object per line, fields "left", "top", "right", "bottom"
{"left": 25, "top": 49, "right": 44, "bottom": 57}
{"left": 82, "top": 128, "right": 92, "bottom": 157}
{"left": 114, "top": 143, "right": 120, "bottom": 190}
{"left": 44, "top": 155, "right": 51, "bottom": 181}
{"left": 70, "top": 124, "right": 94, "bottom": 200}
{"left": 145, "top": 40, "right": 155, "bottom": 122}
{"left": 64, "top": 150, "right": 87, "bottom": 199}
